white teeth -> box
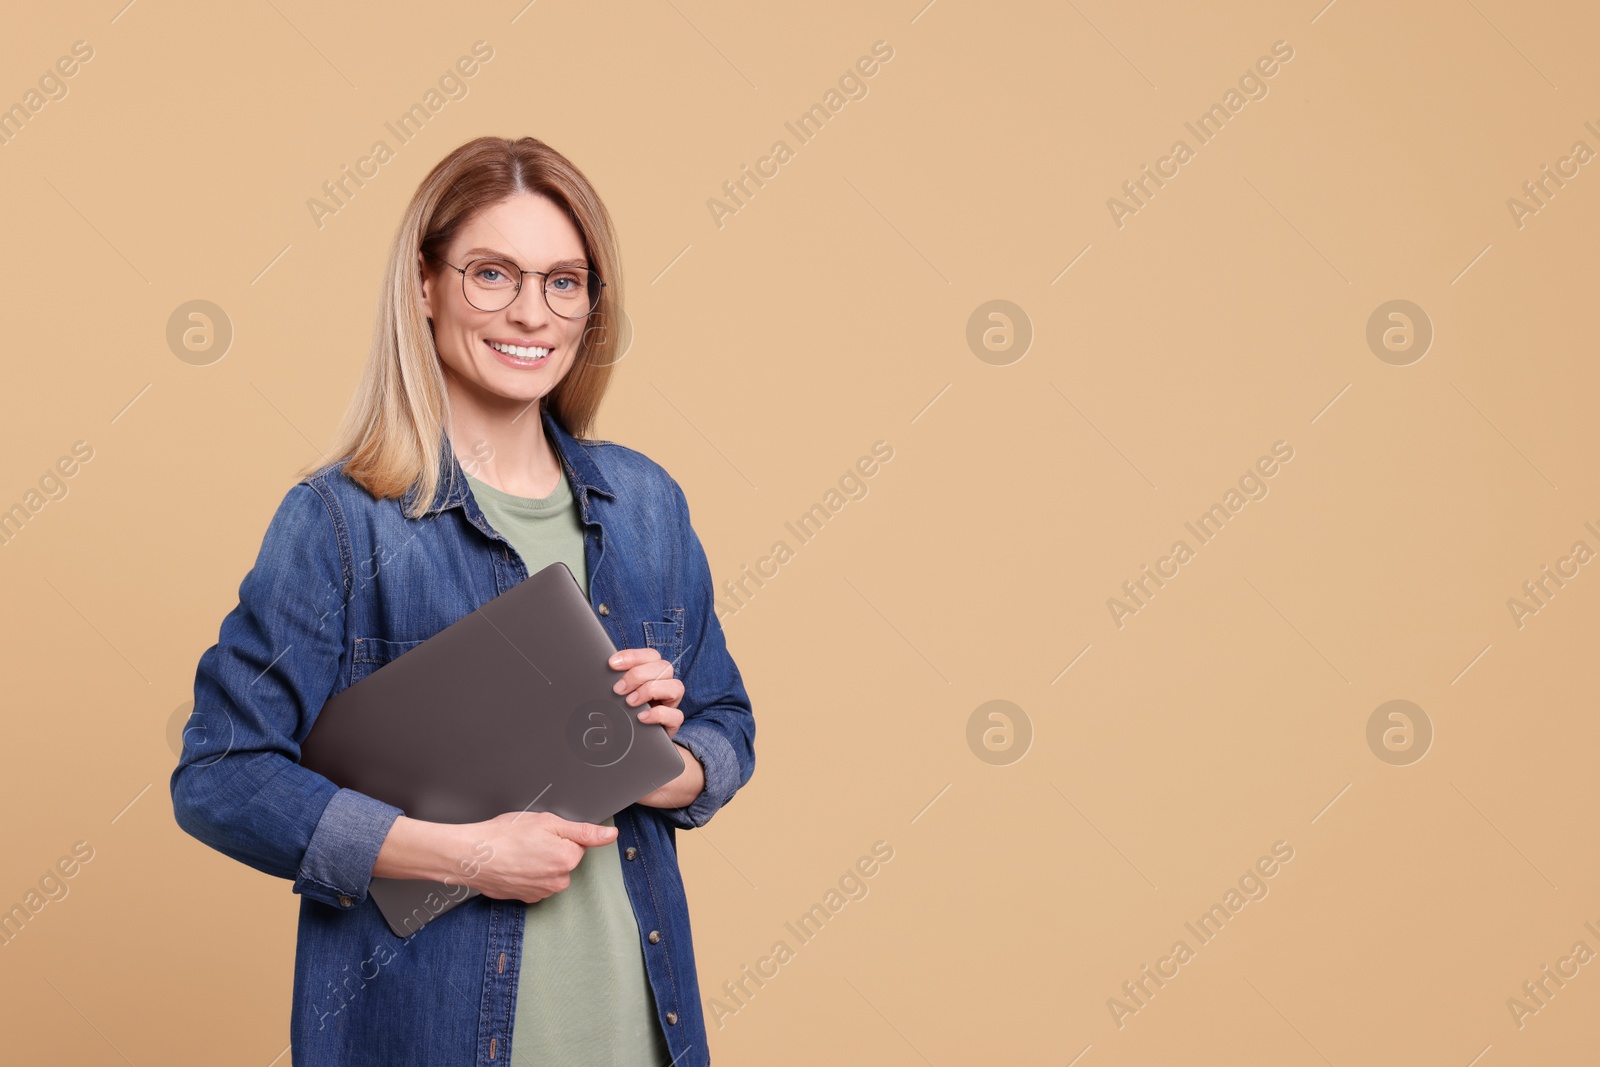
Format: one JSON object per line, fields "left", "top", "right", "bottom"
{"left": 489, "top": 341, "right": 550, "bottom": 360}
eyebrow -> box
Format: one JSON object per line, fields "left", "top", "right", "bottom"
{"left": 460, "top": 247, "right": 590, "bottom": 270}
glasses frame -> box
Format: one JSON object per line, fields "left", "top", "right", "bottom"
{"left": 436, "top": 255, "right": 606, "bottom": 319}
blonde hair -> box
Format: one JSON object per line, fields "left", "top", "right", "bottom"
{"left": 297, "top": 135, "right": 625, "bottom": 519}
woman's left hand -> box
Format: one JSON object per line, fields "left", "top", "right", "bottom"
{"left": 609, "top": 647, "right": 685, "bottom": 736}
{"left": 610, "top": 647, "right": 704, "bottom": 809}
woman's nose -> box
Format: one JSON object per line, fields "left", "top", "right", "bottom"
{"left": 505, "top": 281, "right": 553, "bottom": 326}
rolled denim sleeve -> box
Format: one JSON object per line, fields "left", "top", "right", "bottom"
{"left": 170, "top": 481, "right": 404, "bottom": 910}
{"left": 654, "top": 478, "right": 756, "bottom": 830}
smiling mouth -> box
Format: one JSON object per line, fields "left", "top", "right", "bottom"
{"left": 486, "top": 339, "right": 551, "bottom": 363}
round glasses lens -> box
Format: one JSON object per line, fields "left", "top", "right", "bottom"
{"left": 463, "top": 259, "right": 521, "bottom": 311}
{"left": 545, "top": 268, "right": 598, "bottom": 318}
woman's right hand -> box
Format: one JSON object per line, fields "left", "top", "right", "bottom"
{"left": 457, "top": 810, "right": 619, "bottom": 904}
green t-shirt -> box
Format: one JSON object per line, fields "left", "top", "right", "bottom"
{"left": 463, "top": 466, "right": 671, "bottom": 1067}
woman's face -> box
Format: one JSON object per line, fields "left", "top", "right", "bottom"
{"left": 417, "top": 192, "right": 593, "bottom": 412}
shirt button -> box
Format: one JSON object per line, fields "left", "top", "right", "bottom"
{"left": 648, "top": 930, "right": 661, "bottom": 944}
{"left": 665, "top": 1011, "right": 678, "bottom": 1025}
{"left": 625, "top": 847, "right": 637, "bottom": 860}
{"left": 597, "top": 602, "right": 610, "bottom": 616}
{"left": 338, "top": 895, "right": 353, "bottom": 908}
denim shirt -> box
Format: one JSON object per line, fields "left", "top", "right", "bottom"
{"left": 170, "top": 405, "right": 756, "bottom": 1066}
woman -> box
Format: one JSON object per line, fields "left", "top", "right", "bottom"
{"left": 170, "top": 135, "right": 756, "bottom": 1066}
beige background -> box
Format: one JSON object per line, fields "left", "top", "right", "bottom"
{"left": 2, "top": 0, "right": 1597, "bottom": 1063}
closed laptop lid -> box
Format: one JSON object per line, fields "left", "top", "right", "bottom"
{"left": 298, "top": 561, "right": 686, "bottom": 936}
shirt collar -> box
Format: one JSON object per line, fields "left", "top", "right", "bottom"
{"left": 401, "top": 405, "right": 615, "bottom": 515}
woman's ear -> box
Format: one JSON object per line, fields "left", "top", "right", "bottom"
{"left": 415, "top": 250, "right": 434, "bottom": 321}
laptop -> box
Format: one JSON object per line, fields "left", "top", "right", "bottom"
{"left": 298, "top": 561, "right": 688, "bottom": 937}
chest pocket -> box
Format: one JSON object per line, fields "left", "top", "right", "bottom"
{"left": 641, "top": 607, "right": 685, "bottom": 666}
{"left": 350, "top": 636, "right": 425, "bottom": 687}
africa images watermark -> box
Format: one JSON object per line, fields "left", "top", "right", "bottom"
{"left": 310, "top": 838, "right": 494, "bottom": 1031}
{"left": 306, "top": 40, "right": 495, "bottom": 230}
{"left": 1505, "top": 520, "right": 1599, "bottom": 629}
{"left": 1105, "top": 440, "right": 1295, "bottom": 629}
{"left": 1106, "top": 40, "right": 1296, "bottom": 229}
{"left": 706, "top": 39, "right": 895, "bottom": 229}
{"left": 0, "top": 840, "right": 96, "bottom": 948}
{"left": 1505, "top": 120, "right": 1600, "bottom": 230}
{"left": 0, "top": 38, "right": 95, "bottom": 149}
{"left": 0, "top": 440, "right": 96, "bottom": 550}
{"left": 1505, "top": 920, "right": 1600, "bottom": 1031}
{"left": 1108, "top": 839, "right": 1296, "bottom": 1029}
{"left": 714, "top": 440, "right": 895, "bottom": 620}
{"left": 705, "top": 839, "right": 896, "bottom": 1029}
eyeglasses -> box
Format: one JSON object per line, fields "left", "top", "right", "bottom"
{"left": 435, "top": 256, "right": 605, "bottom": 318}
